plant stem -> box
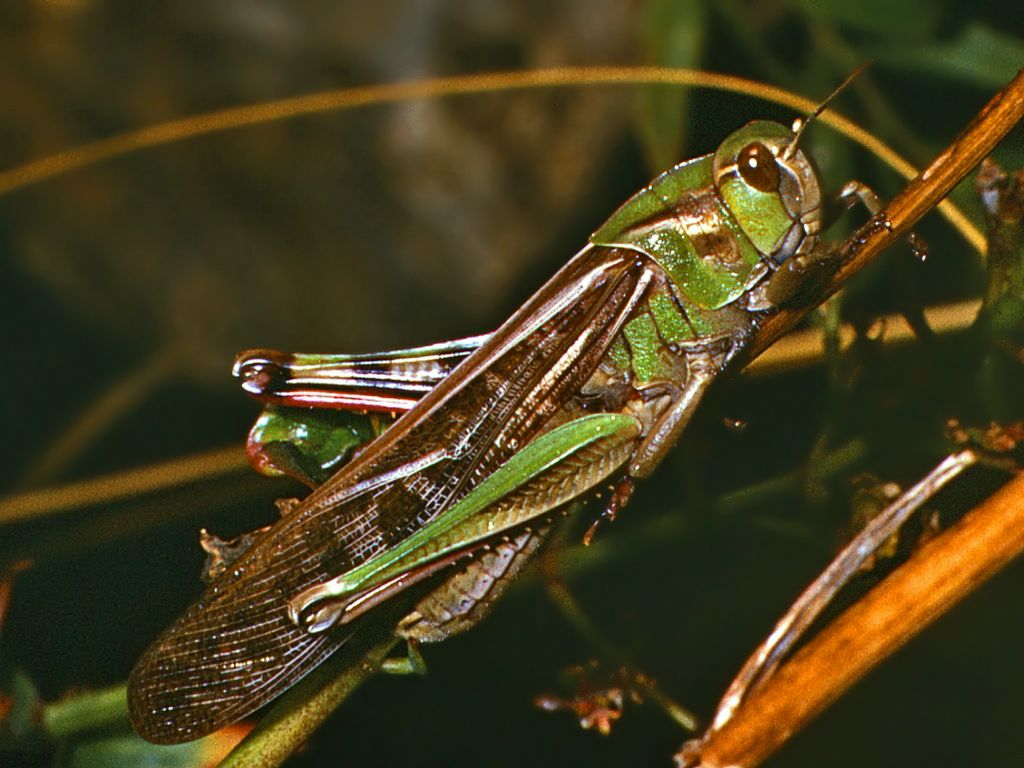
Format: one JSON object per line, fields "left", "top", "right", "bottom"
{"left": 218, "top": 633, "right": 400, "bottom": 768}
{"left": 685, "top": 470, "right": 1024, "bottom": 768}
{"left": 43, "top": 684, "right": 129, "bottom": 738}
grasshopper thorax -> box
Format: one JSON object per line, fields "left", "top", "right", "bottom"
{"left": 712, "top": 120, "right": 823, "bottom": 265}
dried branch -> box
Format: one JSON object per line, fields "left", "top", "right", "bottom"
{"left": 0, "top": 446, "right": 248, "bottom": 526}
{"left": 708, "top": 451, "right": 977, "bottom": 732}
{"left": 688, "top": 470, "right": 1024, "bottom": 768}
{"left": 0, "top": 67, "right": 983, "bottom": 254}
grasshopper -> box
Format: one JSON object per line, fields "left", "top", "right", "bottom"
{"left": 129, "top": 80, "right": 879, "bottom": 744}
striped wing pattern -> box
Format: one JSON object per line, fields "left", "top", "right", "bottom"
{"left": 234, "top": 335, "right": 487, "bottom": 412}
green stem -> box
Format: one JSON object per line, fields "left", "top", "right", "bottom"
{"left": 717, "top": 440, "right": 867, "bottom": 518}
{"left": 218, "top": 633, "right": 399, "bottom": 768}
{"left": 543, "top": 576, "right": 699, "bottom": 732}
{"left": 42, "top": 684, "right": 129, "bottom": 738}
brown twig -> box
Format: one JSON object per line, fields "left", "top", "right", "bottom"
{"left": 20, "top": 344, "right": 182, "bottom": 487}
{"left": 0, "top": 446, "right": 248, "bottom": 526}
{"left": 707, "top": 450, "right": 978, "bottom": 733}
{"left": 688, "top": 469, "right": 1024, "bottom": 768}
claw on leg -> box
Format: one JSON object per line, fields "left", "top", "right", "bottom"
{"left": 836, "top": 180, "right": 883, "bottom": 214}
{"left": 583, "top": 478, "right": 635, "bottom": 546}
{"left": 381, "top": 639, "right": 427, "bottom": 676}
{"left": 837, "top": 180, "right": 928, "bottom": 262}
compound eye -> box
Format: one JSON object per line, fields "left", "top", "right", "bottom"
{"left": 737, "top": 142, "right": 781, "bottom": 193}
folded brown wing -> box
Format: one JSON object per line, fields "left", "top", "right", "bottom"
{"left": 128, "top": 246, "right": 652, "bottom": 743}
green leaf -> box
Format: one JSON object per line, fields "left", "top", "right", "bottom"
{"left": 978, "top": 161, "right": 1024, "bottom": 333}
{"left": 65, "top": 733, "right": 230, "bottom": 768}
{"left": 801, "top": 0, "right": 937, "bottom": 40}
{"left": 635, "top": 0, "right": 708, "bottom": 171}
{"left": 870, "top": 24, "right": 1024, "bottom": 88}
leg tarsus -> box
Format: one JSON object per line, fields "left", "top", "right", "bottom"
{"left": 836, "top": 180, "right": 883, "bottom": 214}
{"left": 381, "top": 639, "right": 427, "bottom": 676}
{"left": 583, "top": 477, "right": 635, "bottom": 546}
{"left": 765, "top": 241, "right": 838, "bottom": 307}
{"left": 837, "top": 180, "right": 928, "bottom": 262}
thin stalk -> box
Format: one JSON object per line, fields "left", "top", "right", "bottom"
{"left": 709, "top": 451, "right": 977, "bottom": 733}
{"left": 20, "top": 345, "right": 181, "bottom": 487}
{"left": 543, "top": 576, "right": 699, "bottom": 732}
{"left": 0, "top": 446, "right": 248, "bottom": 526}
{"left": 218, "top": 633, "right": 400, "bottom": 768}
{"left": 685, "top": 469, "right": 1024, "bottom": 768}
{"left": 0, "top": 67, "right": 983, "bottom": 255}
{"left": 43, "top": 684, "right": 129, "bottom": 738}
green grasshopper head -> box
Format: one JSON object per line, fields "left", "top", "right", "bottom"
{"left": 712, "top": 120, "right": 823, "bottom": 265}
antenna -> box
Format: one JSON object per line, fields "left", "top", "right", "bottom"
{"left": 782, "top": 61, "right": 872, "bottom": 160}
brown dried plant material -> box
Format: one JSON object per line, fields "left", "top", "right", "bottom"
{"left": 535, "top": 663, "right": 646, "bottom": 736}
{"left": 685, "top": 470, "right": 1024, "bottom": 768}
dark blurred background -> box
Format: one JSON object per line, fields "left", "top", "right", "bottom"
{"left": 2, "top": 1, "right": 1023, "bottom": 766}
